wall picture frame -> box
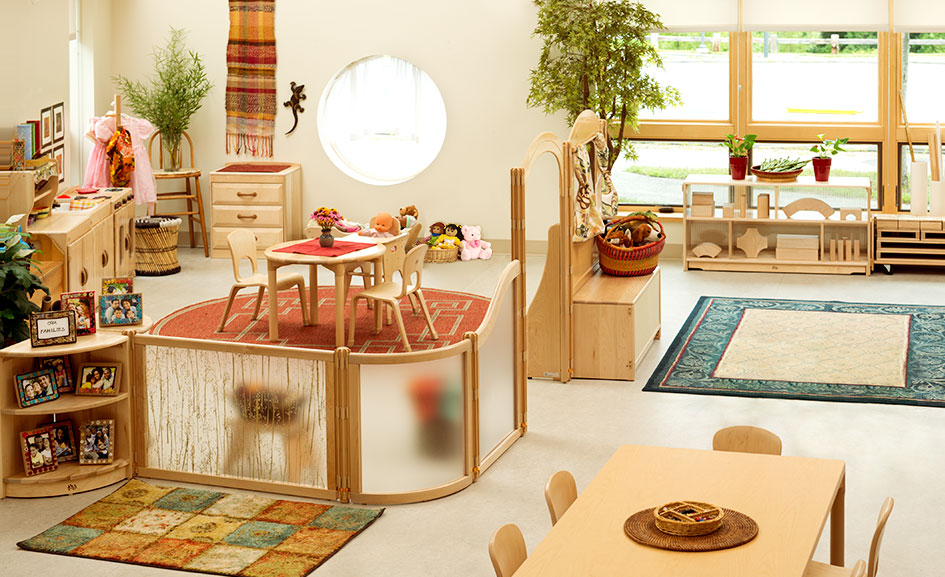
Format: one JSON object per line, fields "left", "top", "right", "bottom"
{"left": 52, "top": 102, "right": 65, "bottom": 143}
{"left": 38, "top": 355, "right": 74, "bottom": 393}
{"left": 79, "top": 419, "right": 114, "bottom": 465}
{"left": 42, "top": 419, "right": 78, "bottom": 463}
{"left": 99, "top": 293, "right": 143, "bottom": 326}
{"left": 29, "top": 310, "right": 77, "bottom": 348}
{"left": 102, "top": 277, "right": 133, "bottom": 295}
{"left": 53, "top": 144, "right": 65, "bottom": 184}
{"left": 60, "top": 291, "right": 96, "bottom": 336}
{"left": 21, "top": 425, "right": 58, "bottom": 476}
{"left": 40, "top": 106, "right": 53, "bottom": 150}
{"left": 76, "top": 362, "right": 121, "bottom": 396}
{"left": 14, "top": 368, "right": 59, "bottom": 408}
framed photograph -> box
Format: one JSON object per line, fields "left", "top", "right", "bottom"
{"left": 14, "top": 368, "right": 59, "bottom": 408}
{"left": 102, "top": 277, "right": 134, "bottom": 295}
{"left": 29, "top": 310, "right": 77, "bottom": 347}
{"left": 38, "top": 355, "right": 73, "bottom": 393}
{"left": 42, "top": 419, "right": 78, "bottom": 463}
{"left": 53, "top": 144, "right": 65, "bottom": 184}
{"left": 79, "top": 419, "right": 114, "bottom": 464}
{"left": 52, "top": 102, "right": 65, "bottom": 142}
{"left": 76, "top": 363, "right": 121, "bottom": 396}
{"left": 60, "top": 291, "right": 96, "bottom": 336}
{"left": 99, "top": 293, "right": 143, "bottom": 326}
{"left": 20, "top": 426, "right": 58, "bottom": 476}
{"left": 40, "top": 106, "right": 53, "bottom": 150}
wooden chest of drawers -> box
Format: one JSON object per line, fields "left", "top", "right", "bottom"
{"left": 208, "top": 163, "right": 302, "bottom": 258}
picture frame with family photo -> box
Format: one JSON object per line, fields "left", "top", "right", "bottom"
{"left": 14, "top": 368, "right": 59, "bottom": 408}
{"left": 75, "top": 363, "right": 121, "bottom": 396}
{"left": 20, "top": 425, "right": 58, "bottom": 476}
{"left": 102, "top": 277, "right": 133, "bottom": 295}
{"left": 39, "top": 355, "right": 73, "bottom": 393}
{"left": 60, "top": 291, "right": 97, "bottom": 336}
{"left": 42, "top": 419, "right": 78, "bottom": 463}
{"left": 99, "top": 293, "right": 143, "bottom": 326}
{"left": 79, "top": 419, "right": 114, "bottom": 465}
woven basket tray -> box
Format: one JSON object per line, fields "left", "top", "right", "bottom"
{"left": 654, "top": 501, "right": 724, "bottom": 536}
{"left": 425, "top": 246, "right": 458, "bottom": 263}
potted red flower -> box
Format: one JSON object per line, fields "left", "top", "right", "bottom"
{"left": 720, "top": 133, "right": 757, "bottom": 180}
{"left": 810, "top": 134, "right": 849, "bottom": 182}
{"left": 310, "top": 207, "right": 341, "bottom": 247}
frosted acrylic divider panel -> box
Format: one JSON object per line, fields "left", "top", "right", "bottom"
{"left": 476, "top": 288, "right": 516, "bottom": 457}
{"left": 145, "top": 346, "right": 328, "bottom": 487}
{"left": 359, "top": 355, "right": 464, "bottom": 494}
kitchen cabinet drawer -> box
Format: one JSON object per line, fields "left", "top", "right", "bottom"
{"left": 212, "top": 182, "right": 284, "bottom": 205}
{"left": 212, "top": 205, "right": 284, "bottom": 228}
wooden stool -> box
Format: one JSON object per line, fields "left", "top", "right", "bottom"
{"left": 148, "top": 131, "right": 209, "bottom": 257}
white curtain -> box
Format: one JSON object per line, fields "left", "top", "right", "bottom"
{"left": 895, "top": 1, "right": 945, "bottom": 32}
{"left": 332, "top": 56, "right": 423, "bottom": 143}
{"left": 639, "top": 0, "right": 738, "bottom": 32}
{"left": 742, "top": 0, "right": 888, "bottom": 32}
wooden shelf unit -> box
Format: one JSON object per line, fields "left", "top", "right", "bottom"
{"left": 874, "top": 214, "right": 945, "bottom": 268}
{"left": 0, "top": 334, "right": 134, "bottom": 498}
{"left": 682, "top": 175, "right": 873, "bottom": 275}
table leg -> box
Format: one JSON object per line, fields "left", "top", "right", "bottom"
{"left": 309, "top": 264, "right": 318, "bottom": 325}
{"left": 333, "top": 264, "right": 346, "bottom": 347}
{"left": 830, "top": 473, "right": 845, "bottom": 566}
{"left": 268, "top": 262, "right": 279, "bottom": 341}
{"left": 373, "top": 256, "right": 382, "bottom": 332}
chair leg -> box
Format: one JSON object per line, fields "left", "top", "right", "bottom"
{"left": 348, "top": 296, "right": 361, "bottom": 346}
{"left": 251, "top": 286, "right": 265, "bottom": 320}
{"left": 218, "top": 286, "right": 241, "bottom": 331}
{"left": 391, "top": 301, "right": 411, "bottom": 352}
{"left": 374, "top": 301, "right": 383, "bottom": 334}
{"left": 296, "top": 281, "right": 309, "bottom": 325}
{"left": 416, "top": 290, "right": 438, "bottom": 340}
{"left": 408, "top": 292, "right": 420, "bottom": 314}
{"left": 194, "top": 176, "right": 209, "bottom": 258}
{"left": 386, "top": 299, "right": 393, "bottom": 325}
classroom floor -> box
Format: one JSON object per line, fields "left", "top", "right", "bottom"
{"left": 1, "top": 249, "right": 941, "bottom": 576}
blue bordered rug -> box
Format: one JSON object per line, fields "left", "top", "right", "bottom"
{"left": 644, "top": 296, "right": 945, "bottom": 407}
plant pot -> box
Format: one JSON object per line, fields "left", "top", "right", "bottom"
{"left": 729, "top": 156, "right": 749, "bottom": 180}
{"left": 812, "top": 157, "right": 832, "bottom": 182}
{"left": 318, "top": 229, "right": 334, "bottom": 247}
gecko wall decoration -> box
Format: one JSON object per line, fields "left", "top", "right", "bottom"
{"left": 283, "top": 81, "right": 306, "bottom": 135}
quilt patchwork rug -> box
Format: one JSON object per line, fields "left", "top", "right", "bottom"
{"left": 644, "top": 296, "right": 945, "bottom": 407}
{"left": 18, "top": 479, "right": 383, "bottom": 576}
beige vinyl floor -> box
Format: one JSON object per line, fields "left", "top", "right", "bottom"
{"left": 1, "top": 248, "right": 943, "bottom": 576}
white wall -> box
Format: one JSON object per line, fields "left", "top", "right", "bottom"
{"left": 110, "top": 1, "right": 565, "bottom": 242}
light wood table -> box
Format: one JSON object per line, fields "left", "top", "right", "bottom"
{"left": 264, "top": 237, "right": 386, "bottom": 345}
{"left": 515, "top": 445, "right": 845, "bottom": 577}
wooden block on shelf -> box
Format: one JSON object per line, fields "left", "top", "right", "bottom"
{"left": 853, "top": 239, "right": 861, "bottom": 259}
{"left": 776, "top": 234, "right": 819, "bottom": 250}
{"left": 775, "top": 247, "right": 819, "bottom": 261}
{"left": 736, "top": 193, "right": 748, "bottom": 217}
{"left": 757, "top": 193, "right": 770, "bottom": 219}
{"left": 920, "top": 220, "right": 943, "bottom": 231}
{"left": 839, "top": 207, "right": 861, "bottom": 221}
{"left": 874, "top": 217, "right": 898, "bottom": 230}
{"left": 691, "top": 204, "right": 715, "bottom": 217}
{"left": 843, "top": 238, "right": 853, "bottom": 261}
{"left": 722, "top": 203, "right": 734, "bottom": 218}
{"left": 898, "top": 219, "right": 920, "bottom": 231}
{"left": 691, "top": 192, "right": 715, "bottom": 205}
{"left": 692, "top": 242, "right": 722, "bottom": 258}
{"left": 736, "top": 227, "right": 767, "bottom": 259}
{"left": 830, "top": 239, "right": 838, "bottom": 261}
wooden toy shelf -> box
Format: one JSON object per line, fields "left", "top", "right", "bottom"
{"left": 682, "top": 174, "right": 873, "bottom": 275}
{"left": 874, "top": 215, "right": 945, "bottom": 269}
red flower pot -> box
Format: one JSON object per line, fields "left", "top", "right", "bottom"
{"left": 729, "top": 156, "right": 749, "bottom": 180}
{"left": 812, "top": 157, "right": 832, "bottom": 182}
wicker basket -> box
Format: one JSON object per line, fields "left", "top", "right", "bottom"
{"left": 596, "top": 217, "right": 665, "bottom": 276}
{"left": 653, "top": 501, "right": 725, "bottom": 536}
{"left": 135, "top": 216, "right": 182, "bottom": 276}
{"left": 424, "top": 246, "right": 459, "bottom": 263}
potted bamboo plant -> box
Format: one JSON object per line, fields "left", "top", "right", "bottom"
{"left": 810, "top": 134, "right": 849, "bottom": 182}
{"left": 721, "top": 134, "right": 757, "bottom": 180}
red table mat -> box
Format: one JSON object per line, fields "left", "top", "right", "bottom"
{"left": 273, "top": 239, "right": 377, "bottom": 257}
{"left": 217, "top": 163, "right": 293, "bottom": 173}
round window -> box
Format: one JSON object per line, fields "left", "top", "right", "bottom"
{"left": 317, "top": 55, "right": 447, "bottom": 186}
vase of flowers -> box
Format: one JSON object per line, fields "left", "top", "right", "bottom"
{"left": 311, "top": 207, "right": 341, "bottom": 247}
{"left": 721, "top": 134, "right": 757, "bottom": 180}
{"left": 810, "top": 134, "right": 849, "bottom": 182}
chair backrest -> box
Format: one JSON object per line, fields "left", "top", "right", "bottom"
{"left": 148, "top": 130, "right": 195, "bottom": 170}
{"left": 368, "top": 215, "right": 402, "bottom": 236}
{"left": 377, "top": 233, "right": 410, "bottom": 284}
{"left": 405, "top": 221, "right": 423, "bottom": 247}
{"left": 489, "top": 523, "right": 527, "bottom": 577}
{"left": 712, "top": 426, "right": 782, "bottom": 456}
{"left": 226, "top": 229, "right": 259, "bottom": 282}
{"left": 852, "top": 560, "right": 867, "bottom": 577}
{"left": 867, "top": 497, "right": 894, "bottom": 577}
{"left": 401, "top": 245, "right": 427, "bottom": 295}
{"left": 545, "top": 470, "right": 578, "bottom": 526}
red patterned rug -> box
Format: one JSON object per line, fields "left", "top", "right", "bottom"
{"left": 151, "top": 287, "right": 489, "bottom": 353}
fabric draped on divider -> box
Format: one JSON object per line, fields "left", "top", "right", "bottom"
{"left": 225, "top": 0, "right": 277, "bottom": 158}
{"left": 84, "top": 115, "right": 157, "bottom": 205}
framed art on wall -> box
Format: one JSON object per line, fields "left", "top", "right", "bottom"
{"left": 14, "top": 368, "right": 59, "bottom": 408}
{"left": 79, "top": 419, "right": 114, "bottom": 464}
{"left": 53, "top": 144, "right": 64, "bottom": 183}
{"left": 52, "top": 102, "right": 64, "bottom": 142}
{"left": 20, "top": 426, "right": 58, "bottom": 476}
{"left": 40, "top": 106, "right": 53, "bottom": 151}
{"left": 29, "top": 310, "right": 77, "bottom": 348}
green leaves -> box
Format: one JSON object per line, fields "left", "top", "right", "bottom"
{"left": 811, "top": 135, "right": 849, "bottom": 158}
{"left": 0, "top": 220, "right": 48, "bottom": 344}
{"left": 721, "top": 133, "right": 757, "bottom": 157}
{"left": 758, "top": 157, "right": 809, "bottom": 172}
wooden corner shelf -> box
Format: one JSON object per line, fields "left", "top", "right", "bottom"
{"left": 2, "top": 392, "right": 129, "bottom": 416}
{"left": 0, "top": 332, "right": 127, "bottom": 358}
{"left": 3, "top": 460, "right": 131, "bottom": 498}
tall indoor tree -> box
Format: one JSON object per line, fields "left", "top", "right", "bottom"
{"left": 527, "top": 0, "right": 680, "bottom": 170}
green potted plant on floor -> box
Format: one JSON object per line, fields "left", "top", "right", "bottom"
{"left": 721, "top": 133, "right": 757, "bottom": 180}
{"left": 114, "top": 27, "right": 213, "bottom": 171}
{"left": 810, "top": 134, "right": 849, "bottom": 182}
{"left": 0, "top": 216, "right": 49, "bottom": 347}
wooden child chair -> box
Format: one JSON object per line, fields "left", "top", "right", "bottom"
{"left": 804, "top": 497, "right": 893, "bottom": 577}
{"left": 544, "top": 470, "right": 578, "bottom": 526}
{"left": 218, "top": 229, "right": 308, "bottom": 331}
{"left": 489, "top": 523, "right": 527, "bottom": 577}
{"left": 712, "top": 425, "right": 782, "bottom": 456}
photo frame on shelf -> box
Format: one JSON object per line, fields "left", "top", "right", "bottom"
{"left": 79, "top": 419, "right": 114, "bottom": 465}
{"left": 38, "top": 355, "right": 73, "bottom": 393}
{"left": 60, "top": 291, "right": 97, "bottom": 336}
{"left": 42, "top": 419, "right": 78, "bottom": 463}
{"left": 14, "top": 368, "right": 59, "bottom": 408}
{"left": 53, "top": 144, "right": 64, "bottom": 184}
{"left": 39, "top": 106, "right": 53, "bottom": 151}
{"left": 29, "top": 310, "right": 77, "bottom": 348}
{"left": 20, "top": 425, "right": 59, "bottom": 476}
{"left": 102, "top": 277, "right": 133, "bottom": 295}
{"left": 52, "top": 102, "right": 65, "bottom": 142}
{"left": 75, "top": 362, "right": 121, "bottom": 396}
{"left": 99, "top": 293, "right": 143, "bottom": 326}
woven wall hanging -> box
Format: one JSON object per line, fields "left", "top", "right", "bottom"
{"left": 225, "top": 0, "right": 277, "bottom": 157}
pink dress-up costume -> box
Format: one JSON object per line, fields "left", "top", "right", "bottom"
{"left": 84, "top": 115, "right": 157, "bottom": 205}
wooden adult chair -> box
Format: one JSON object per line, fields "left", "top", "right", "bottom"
{"left": 489, "top": 523, "right": 527, "bottom": 577}
{"left": 804, "top": 498, "right": 894, "bottom": 577}
{"left": 347, "top": 244, "right": 438, "bottom": 352}
{"left": 545, "top": 470, "right": 578, "bottom": 526}
{"left": 148, "top": 130, "right": 209, "bottom": 256}
{"left": 712, "top": 426, "right": 782, "bottom": 456}
{"left": 218, "top": 229, "right": 308, "bottom": 331}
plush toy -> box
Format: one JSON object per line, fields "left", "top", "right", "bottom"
{"left": 334, "top": 219, "right": 362, "bottom": 233}
{"left": 435, "top": 223, "right": 463, "bottom": 250}
{"left": 460, "top": 225, "right": 492, "bottom": 260}
{"left": 427, "top": 221, "right": 446, "bottom": 246}
{"left": 398, "top": 205, "right": 419, "bottom": 229}
{"left": 359, "top": 211, "right": 397, "bottom": 238}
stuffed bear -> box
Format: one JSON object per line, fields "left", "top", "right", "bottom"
{"left": 460, "top": 225, "right": 493, "bottom": 260}
{"left": 398, "top": 205, "right": 419, "bottom": 229}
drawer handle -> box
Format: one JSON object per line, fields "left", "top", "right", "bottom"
{"left": 102, "top": 250, "right": 110, "bottom": 267}
{"left": 237, "top": 213, "right": 258, "bottom": 220}
{"left": 80, "top": 268, "right": 88, "bottom": 286}
{"left": 236, "top": 191, "right": 257, "bottom": 198}
{"left": 124, "top": 234, "right": 131, "bottom": 251}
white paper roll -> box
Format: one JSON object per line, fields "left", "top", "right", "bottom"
{"left": 911, "top": 161, "right": 929, "bottom": 216}
{"left": 930, "top": 181, "right": 945, "bottom": 216}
